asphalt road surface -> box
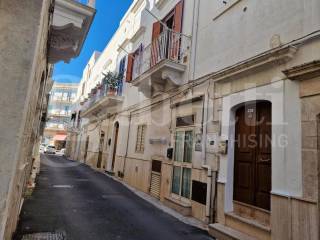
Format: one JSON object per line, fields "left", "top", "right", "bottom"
{"left": 14, "top": 154, "right": 213, "bottom": 240}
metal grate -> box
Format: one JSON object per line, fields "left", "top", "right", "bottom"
{"left": 22, "top": 232, "right": 65, "bottom": 240}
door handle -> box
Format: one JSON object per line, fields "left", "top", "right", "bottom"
{"left": 259, "top": 157, "right": 271, "bottom": 162}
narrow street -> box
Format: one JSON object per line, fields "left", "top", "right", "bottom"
{"left": 14, "top": 155, "right": 213, "bottom": 240}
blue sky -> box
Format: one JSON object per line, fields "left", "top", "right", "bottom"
{"left": 53, "top": 0, "right": 133, "bottom": 83}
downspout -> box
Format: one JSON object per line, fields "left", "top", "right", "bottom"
{"left": 123, "top": 112, "right": 132, "bottom": 177}
{"left": 200, "top": 80, "right": 209, "bottom": 217}
{"left": 201, "top": 81, "right": 210, "bottom": 164}
{"left": 201, "top": 80, "right": 218, "bottom": 223}
{"left": 202, "top": 165, "right": 212, "bottom": 218}
{"left": 189, "top": 0, "right": 200, "bottom": 81}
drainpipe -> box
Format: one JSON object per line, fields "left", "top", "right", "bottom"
{"left": 202, "top": 80, "right": 217, "bottom": 222}
{"left": 189, "top": 0, "right": 200, "bottom": 81}
{"left": 123, "top": 112, "right": 132, "bottom": 177}
{"left": 202, "top": 165, "right": 212, "bottom": 219}
{"left": 201, "top": 82, "right": 210, "bottom": 165}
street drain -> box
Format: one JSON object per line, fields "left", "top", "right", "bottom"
{"left": 22, "top": 232, "right": 65, "bottom": 240}
{"left": 52, "top": 185, "right": 73, "bottom": 188}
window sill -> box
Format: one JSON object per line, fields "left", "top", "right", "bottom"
{"left": 164, "top": 196, "right": 192, "bottom": 216}
{"left": 166, "top": 195, "right": 191, "bottom": 207}
{"left": 212, "top": 0, "right": 242, "bottom": 21}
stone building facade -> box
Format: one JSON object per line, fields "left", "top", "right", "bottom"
{"left": 44, "top": 82, "right": 78, "bottom": 149}
{"left": 0, "top": 0, "right": 95, "bottom": 239}
{"left": 67, "top": 0, "right": 320, "bottom": 239}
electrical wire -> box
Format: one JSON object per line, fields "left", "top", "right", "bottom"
{"left": 83, "top": 29, "right": 320, "bottom": 123}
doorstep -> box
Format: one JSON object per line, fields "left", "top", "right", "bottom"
{"left": 222, "top": 212, "right": 271, "bottom": 240}
{"left": 21, "top": 232, "right": 66, "bottom": 240}
{"left": 225, "top": 212, "right": 271, "bottom": 233}
{"left": 209, "top": 223, "right": 258, "bottom": 240}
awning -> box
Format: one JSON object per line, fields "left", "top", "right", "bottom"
{"left": 53, "top": 134, "right": 67, "bottom": 141}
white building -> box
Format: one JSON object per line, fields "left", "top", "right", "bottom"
{"left": 44, "top": 82, "right": 79, "bottom": 148}
{"left": 68, "top": 1, "right": 320, "bottom": 239}
{"left": 0, "top": 0, "right": 95, "bottom": 239}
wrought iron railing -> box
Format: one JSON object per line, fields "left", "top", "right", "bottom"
{"left": 132, "top": 28, "right": 191, "bottom": 80}
{"left": 81, "top": 74, "right": 123, "bottom": 113}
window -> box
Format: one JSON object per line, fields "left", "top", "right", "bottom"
{"left": 67, "top": 92, "right": 72, "bottom": 101}
{"left": 176, "top": 115, "right": 195, "bottom": 127}
{"left": 64, "top": 106, "right": 70, "bottom": 114}
{"left": 132, "top": 45, "right": 144, "bottom": 80}
{"left": 135, "top": 125, "right": 147, "bottom": 153}
{"left": 172, "top": 129, "right": 193, "bottom": 199}
{"left": 118, "top": 56, "right": 126, "bottom": 95}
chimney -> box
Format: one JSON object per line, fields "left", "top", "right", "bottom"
{"left": 87, "top": 0, "right": 95, "bottom": 8}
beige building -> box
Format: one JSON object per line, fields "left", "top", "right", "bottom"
{"left": 67, "top": 0, "right": 320, "bottom": 239}
{"left": 44, "top": 82, "right": 79, "bottom": 149}
{"left": 0, "top": 0, "right": 95, "bottom": 239}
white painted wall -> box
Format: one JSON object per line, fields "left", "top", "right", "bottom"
{"left": 193, "top": 0, "right": 320, "bottom": 79}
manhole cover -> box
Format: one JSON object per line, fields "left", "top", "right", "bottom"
{"left": 22, "top": 232, "right": 65, "bottom": 240}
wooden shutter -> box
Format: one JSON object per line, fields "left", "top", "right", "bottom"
{"left": 126, "top": 53, "right": 134, "bottom": 82}
{"left": 135, "top": 125, "right": 146, "bottom": 153}
{"left": 151, "top": 22, "right": 161, "bottom": 67}
{"left": 173, "top": 0, "right": 184, "bottom": 33}
{"left": 152, "top": 21, "right": 161, "bottom": 41}
{"left": 171, "top": 1, "right": 184, "bottom": 60}
{"left": 150, "top": 172, "right": 161, "bottom": 199}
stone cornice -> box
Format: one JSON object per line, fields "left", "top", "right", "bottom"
{"left": 282, "top": 60, "right": 320, "bottom": 81}
{"left": 209, "top": 46, "right": 298, "bottom": 82}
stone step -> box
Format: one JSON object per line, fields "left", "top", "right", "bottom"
{"left": 209, "top": 223, "right": 258, "bottom": 240}
{"left": 225, "top": 212, "right": 271, "bottom": 233}
{"left": 22, "top": 232, "right": 65, "bottom": 240}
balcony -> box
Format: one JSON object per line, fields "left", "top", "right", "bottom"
{"left": 81, "top": 74, "right": 124, "bottom": 118}
{"left": 131, "top": 29, "right": 191, "bottom": 97}
{"left": 48, "top": 0, "right": 95, "bottom": 63}
{"left": 48, "top": 110, "right": 71, "bottom": 118}
{"left": 45, "top": 123, "right": 67, "bottom": 132}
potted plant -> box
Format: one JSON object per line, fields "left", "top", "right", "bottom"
{"left": 102, "top": 71, "right": 122, "bottom": 96}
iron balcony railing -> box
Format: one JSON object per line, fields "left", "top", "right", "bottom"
{"left": 81, "top": 76, "right": 123, "bottom": 113}
{"left": 132, "top": 28, "right": 191, "bottom": 80}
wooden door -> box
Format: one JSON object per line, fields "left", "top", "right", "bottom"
{"left": 112, "top": 123, "right": 119, "bottom": 171}
{"left": 234, "top": 102, "right": 272, "bottom": 211}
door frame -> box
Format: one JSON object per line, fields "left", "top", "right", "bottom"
{"left": 84, "top": 136, "right": 89, "bottom": 164}
{"left": 97, "top": 130, "right": 105, "bottom": 169}
{"left": 107, "top": 121, "right": 120, "bottom": 172}
{"left": 221, "top": 82, "right": 302, "bottom": 215}
{"left": 225, "top": 100, "right": 273, "bottom": 212}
